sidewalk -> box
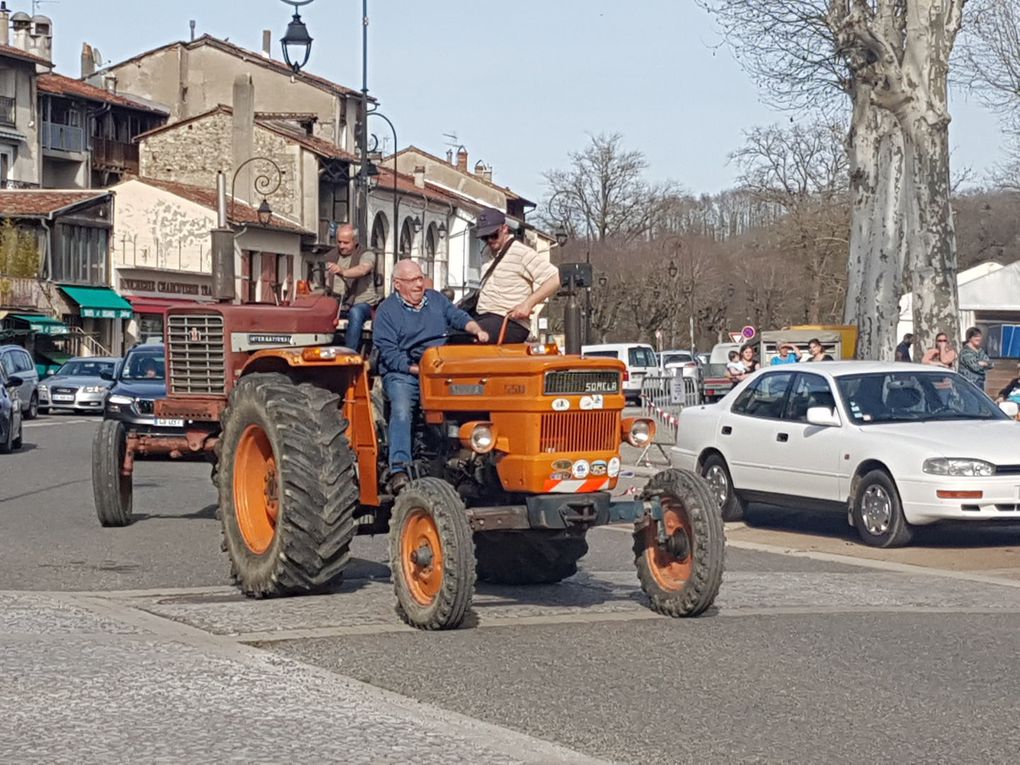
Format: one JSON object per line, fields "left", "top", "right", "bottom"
{"left": 0, "top": 590, "right": 606, "bottom": 765}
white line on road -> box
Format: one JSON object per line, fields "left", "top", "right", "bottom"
{"left": 24, "top": 418, "right": 97, "bottom": 428}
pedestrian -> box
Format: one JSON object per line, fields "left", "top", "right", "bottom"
{"left": 922, "top": 331, "right": 958, "bottom": 369}
{"left": 725, "top": 350, "right": 745, "bottom": 381}
{"left": 995, "top": 362, "right": 1020, "bottom": 405}
{"left": 770, "top": 341, "right": 801, "bottom": 366}
{"left": 895, "top": 333, "right": 914, "bottom": 362}
{"left": 738, "top": 344, "right": 759, "bottom": 375}
{"left": 440, "top": 287, "right": 456, "bottom": 302}
{"left": 958, "top": 326, "right": 992, "bottom": 392}
{"left": 373, "top": 260, "right": 489, "bottom": 493}
{"left": 805, "top": 338, "right": 833, "bottom": 362}
{"left": 471, "top": 209, "right": 561, "bottom": 344}
{"left": 326, "top": 223, "right": 381, "bottom": 351}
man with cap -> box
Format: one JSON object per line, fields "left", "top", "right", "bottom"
{"left": 473, "top": 209, "right": 561, "bottom": 343}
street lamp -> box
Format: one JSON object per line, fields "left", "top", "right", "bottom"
{"left": 230, "top": 156, "right": 284, "bottom": 224}
{"left": 256, "top": 199, "right": 273, "bottom": 225}
{"left": 554, "top": 222, "right": 568, "bottom": 248}
{"left": 280, "top": 0, "right": 314, "bottom": 73}
{"left": 668, "top": 260, "right": 678, "bottom": 280}
{"left": 412, "top": 215, "right": 422, "bottom": 235}
{"left": 437, "top": 222, "right": 447, "bottom": 240}
{"left": 598, "top": 275, "right": 607, "bottom": 288}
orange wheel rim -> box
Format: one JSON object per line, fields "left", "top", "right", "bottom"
{"left": 644, "top": 498, "right": 694, "bottom": 591}
{"left": 233, "top": 424, "right": 279, "bottom": 554}
{"left": 400, "top": 509, "right": 444, "bottom": 605}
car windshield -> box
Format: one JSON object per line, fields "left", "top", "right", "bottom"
{"left": 836, "top": 371, "right": 1007, "bottom": 424}
{"left": 57, "top": 360, "right": 116, "bottom": 378}
{"left": 629, "top": 347, "right": 658, "bottom": 367}
{"left": 583, "top": 350, "right": 619, "bottom": 360}
{"left": 662, "top": 353, "right": 693, "bottom": 365}
{"left": 121, "top": 349, "right": 166, "bottom": 381}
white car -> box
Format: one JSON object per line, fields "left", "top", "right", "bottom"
{"left": 672, "top": 361, "right": 1020, "bottom": 547}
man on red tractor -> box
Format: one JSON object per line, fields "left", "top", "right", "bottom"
{"left": 327, "top": 223, "right": 381, "bottom": 351}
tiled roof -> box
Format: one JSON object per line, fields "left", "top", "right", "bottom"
{"left": 375, "top": 168, "right": 480, "bottom": 211}
{"left": 38, "top": 73, "right": 169, "bottom": 114}
{"left": 0, "top": 43, "right": 51, "bottom": 67}
{"left": 0, "top": 190, "right": 109, "bottom": 217}
{"left": 391, "top": 145, "right": 530, "bottom": 203}
{"left": 104, "top": 34, "right": 365, "bottom": 100}
{"left": 130, "top": 176, "right": 311, "bottom": 234}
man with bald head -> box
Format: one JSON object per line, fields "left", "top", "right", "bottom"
{"left": 373, "top": 260, "right": 489, "bottom": 492}
{"left": 327, "top": 223, "right": 380, "bottom": 350}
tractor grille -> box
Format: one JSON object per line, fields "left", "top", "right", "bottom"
{"left": 544, "top": 370, "right": 620, "bottom": 395}
{"left": 167, "top": 314, "right": 226, "bottom": 395}
{"left": 539, "top": 411, "right": 618, "bottom": 453}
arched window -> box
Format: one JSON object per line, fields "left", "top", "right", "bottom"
{"left": 398, "top": 217, "right": 414, "bottom": 260}
{"left": 424, "top": 223, "right": 439, "bottom": 284}
{"left": 370, "top": 212, "right": 388, "bottom": 254}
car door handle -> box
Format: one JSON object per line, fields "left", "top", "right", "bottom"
{"left": 776, "top": 432, "right": 789, "bottom": 442}
{"left": 721, "top": 425, "right": 732, "bottom": 435}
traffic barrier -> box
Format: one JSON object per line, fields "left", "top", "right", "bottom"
{"left": 637, "top": 375, "right": 699, "bottom": 465}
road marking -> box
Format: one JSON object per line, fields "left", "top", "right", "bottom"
{"left": 24, "top": 418, "right": 97, "bottom": 428}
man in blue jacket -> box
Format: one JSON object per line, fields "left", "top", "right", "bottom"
{"left": 374, "top": 260, "right": 489, "bottom": 492}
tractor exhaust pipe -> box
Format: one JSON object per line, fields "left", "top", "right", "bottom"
{"left": 559, "top": 263, "right": 592, "bottom": 355}
{"left": 212, "top": 171, "right": 236, "bottom": 303}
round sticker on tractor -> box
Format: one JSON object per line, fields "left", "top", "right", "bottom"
{"left": 552, "top": 398, "right": 570, "bottom": 411}
{"left": 572, "top": 459, "right": 590, "bottom": 479}
{"left": 579, "top": 394, "right": 604, "bottom": 410}
{"left": 552, "top": 459, "right": 572, "bottom": 471}
{"left": 607, "top": 457, "right": 621, "bottom": 477}
{"left": 590, "top": 460, "right": 608, "bottom": 477}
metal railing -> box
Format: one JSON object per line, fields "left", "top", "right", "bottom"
{"left": 41, "top": 121, "right": 85, "bottom": 153}
{"left": 637, "top": 375, "right": 701, "bottom": 465}
{"left": 67, "top": 326, "right": 111, "bottom": 357}
{"left": 0, "top": 95, "right": 15, "bottom": 127}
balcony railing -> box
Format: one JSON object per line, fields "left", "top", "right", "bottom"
{"left": 0, "top": 95, "right": 15, "bottom": 128}
{"left": 41, "top": 121, "right": 85, "bottom": 153}
{"left": 91, "top": 137, "right": 139, "bottom": 173}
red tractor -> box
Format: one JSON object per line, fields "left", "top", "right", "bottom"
{"left": 94, "top": 272, "right": 724, "bottom": 629}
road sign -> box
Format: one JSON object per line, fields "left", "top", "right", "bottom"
{"left": 729, "top": 332, "right": 743, "bottom": 343}
{"left": 741, "top": 325, "right": 757, "bottom": 339}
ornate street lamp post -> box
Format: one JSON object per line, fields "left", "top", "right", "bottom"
{"left": 280, "top": 0, "right": 314, "bottom": 73}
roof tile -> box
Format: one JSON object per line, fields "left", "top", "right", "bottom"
{"left": 38, "top": 73, "right": 168, "bottom": 114}
{"left": 0, "top": 190, "right": 109, "bottom": 216}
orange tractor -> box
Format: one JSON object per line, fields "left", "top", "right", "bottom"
{"left": 93, "top": 284, "right": 724, "bottom": 629}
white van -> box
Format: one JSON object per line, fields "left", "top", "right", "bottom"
{"left": 581, "top": 342, "right": 659, "bottom": 404}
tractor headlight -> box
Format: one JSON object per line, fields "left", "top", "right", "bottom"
{"left": 459, "top": 421, "right": 497, "bottom": 454}
{"left": 622, "top": 417, "right": 655, "bottom": 446}
{"left": 923, "top": 458, "right": 994, "bottom": 477}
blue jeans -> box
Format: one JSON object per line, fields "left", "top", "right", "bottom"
{"left": 383, "top": 372, "right": 419, "bottom": 473}
{"left": 344, "top": 302, "right": 374, "bottom": 350}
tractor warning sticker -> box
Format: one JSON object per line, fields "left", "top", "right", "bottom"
{"left": 572, "top": 459, "right": 590, "bottom": 479}
{"left": 608, "top": 457, "right": 621, "bottom": 478}
{"left": 552, "top": 398, "right": 570, "bottom": 411}
{"left": 579, "top": 394, "right": 604, "bottom": 410}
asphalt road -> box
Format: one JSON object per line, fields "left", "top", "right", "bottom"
{"left": 4, "top": 415, "right": 1020, "bottom": 762}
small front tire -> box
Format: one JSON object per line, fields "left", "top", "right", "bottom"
{"left": 851, "top": 470, "right": 913, "bottom": 547}
{"left": 93, "top": 420, "right": 133, "bottom": 527}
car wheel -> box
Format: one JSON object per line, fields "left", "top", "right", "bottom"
{"left": 700, "top": 453, "right": 746, "bottom": 522}
{"left": 851, "top": 469, "right": 913, "bottom": 548}
{"left": 12, "top": 416, "right": 21, "bottom": 450}
{"left": 24, "top": 392, "right": 38, "bottom": 420}
{"left": 0, "top": 413, "right": 13, "bottom": 454}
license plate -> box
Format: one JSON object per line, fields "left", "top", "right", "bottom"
{"left": 155, "top": 417, "right": 184, "bottom": 428}
{"left": 53, "top": 394, "right": 74, "bottom": 401}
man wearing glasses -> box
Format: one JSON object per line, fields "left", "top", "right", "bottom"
{"left": 473, "top": 209, "right": 561, "bottom": 343}
{"left": 922, "top": 332, "right": 958, "bottom": 369}
{"left": 373, "top": 260, "right": 489, "bottom": 493}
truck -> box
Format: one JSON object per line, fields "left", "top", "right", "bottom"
{"left": 700, "top": 342, "right": 742, "bottom": 402}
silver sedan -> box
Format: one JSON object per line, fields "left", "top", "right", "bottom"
{"left": 39, "top": 357, "right": 121, "bottom": 414}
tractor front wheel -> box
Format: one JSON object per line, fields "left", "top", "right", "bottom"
{"left": 633, "top": 469, "right": 724, "bottom": 617}
{"left": 219, "top": 373, "right": 359, "bottom": 598}
{"left": 93, "top": 419, "right": 133, "bottom": 527}
{"left": 390, "top": 478, "right": 475, "bottom": 630}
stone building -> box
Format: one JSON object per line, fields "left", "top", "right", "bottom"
{"left": 0, "top": 8, "right": 52, "bottom": 188}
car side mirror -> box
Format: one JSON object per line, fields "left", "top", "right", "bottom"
{"left": 806, "top": 406, "right": 840, "bottom": 427}
{"left": 100, "top": 370, "right": 114, "bottom": 381}
{"left": 6, "top": 375, "right": 23, "bottom": 388}
{"left": 999, "top": 400, "right": 1019, "bottom": 419}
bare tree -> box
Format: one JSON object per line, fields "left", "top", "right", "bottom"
{"left": 540, "top": 133, "right": 678, "bottom": 242}
{"left": 702, "top": 1, "right": 965, "bottom": 358}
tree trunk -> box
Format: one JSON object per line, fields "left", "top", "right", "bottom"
{"left": 843, "top": 95, "right": 906, "bottom": 361}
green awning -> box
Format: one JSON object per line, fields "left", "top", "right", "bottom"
{"left": 8, "top": 313, "right": 70, "bottom": 335}
{"left": 59, "top": 285, "right": 133, "bottom": 320}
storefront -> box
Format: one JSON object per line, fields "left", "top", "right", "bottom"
{"left": 57, "top": 284, "right": 133, "bottom": 355}
{"left": 117, "top": 270, "right": 215, "bottom": 346}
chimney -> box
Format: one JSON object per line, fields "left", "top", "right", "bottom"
{"left": 261, "top": 29, "right": 271, "bottom": 57}
{"left": 80, "top": 42, "right": 95, "bottom": 78}
{"left": 445, "top": 148, "right": 453, "bottom": 164}
{"left": 30, "top": 14, "right": 51, "bottom": 62}
{"left": 482, "top": 166, "right": 493, "bottom": 183}
{"left": 456, "top": 146, "right": 468, "bottom": 173}
{"left": 413, "top": 165, "right": 425, "bottom": 189}
{"left": 0, "top": 3, "right": 9, "bottom": 47}
{"left": 11, "top": 11, "right": 30, "bottom": 52}
{"left": 103, "top": 73, "right": 117, "bottom": 94}
{"left": 232, "top": 74, "right": 256, "bottom": 205}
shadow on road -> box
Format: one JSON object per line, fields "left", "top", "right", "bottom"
{"left": 131, "top": 503, "right": 219, "bottom": 522}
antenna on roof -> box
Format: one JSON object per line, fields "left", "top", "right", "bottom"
{"left": 189, "top": 19, "right": 196, "bottom": 42}
{"left": 32, "top": 0, "right": 58, "bottom": 14}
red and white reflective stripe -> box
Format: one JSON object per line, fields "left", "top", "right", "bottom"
{"left": 541, "top": 477, "right": 611, "bottom": 494}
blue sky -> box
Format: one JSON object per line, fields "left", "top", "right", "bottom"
{"left": 42, "top": 0, "right": 1006, "bottom": 201}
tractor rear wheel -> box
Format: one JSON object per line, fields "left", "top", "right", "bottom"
{"left": 633, "top": 468, "right": 724, "bottom": 617}
{"left": 93, "top": 419, "right": 133, "bottom": 527}
{"left": 474, "top": 530, "right": 589, "bottom": 585}
{"left": 219, "top": 373, "right": 359, "bottom": 598}
{"left": 390, "top": 478, "right": 475, "bottom": 630}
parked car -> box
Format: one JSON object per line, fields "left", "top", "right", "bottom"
{"left": 673, "top": 362, "right": 1020, "bottom": 548}
{"left": 103, "top": 343, "right": 181, "bottom": 433}
{"left": 0, "top": 344, "right": 39, "bottom": 419}
{"left": 0, "top": 362, "right": 24, "bottom": 453}
{"left": 38, "top": 356, "right": 121, "bottom": 414}
{"left": 581, "top": 342, "right": 659, "bottom": 404}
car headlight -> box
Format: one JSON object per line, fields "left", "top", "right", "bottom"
{"left": 108, "top": 394, "right": 134, "bottom": 406}
{"left": 82, "top": 386, "right": 105, "bottom": 393}
{"left": 39, "top": 384, "right": 48, "bottom": 393}
{"left": 923, "top": 458, "right": 994, "bottom": 477}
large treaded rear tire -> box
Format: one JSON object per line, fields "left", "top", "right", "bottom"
{"left": 219, "top": 373, "right": 359, "bottom": 598}
{"left": 633, "top": 468, "right": 725, "bottom": 617}
{"left": 93, "top": 419, "right": 133, "bottom": 527}
{"left": 390, "top": 477, "right": 475, "bottom": 630}
{"left": 474, "top": 530, "right": 589, "bottom": 585}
